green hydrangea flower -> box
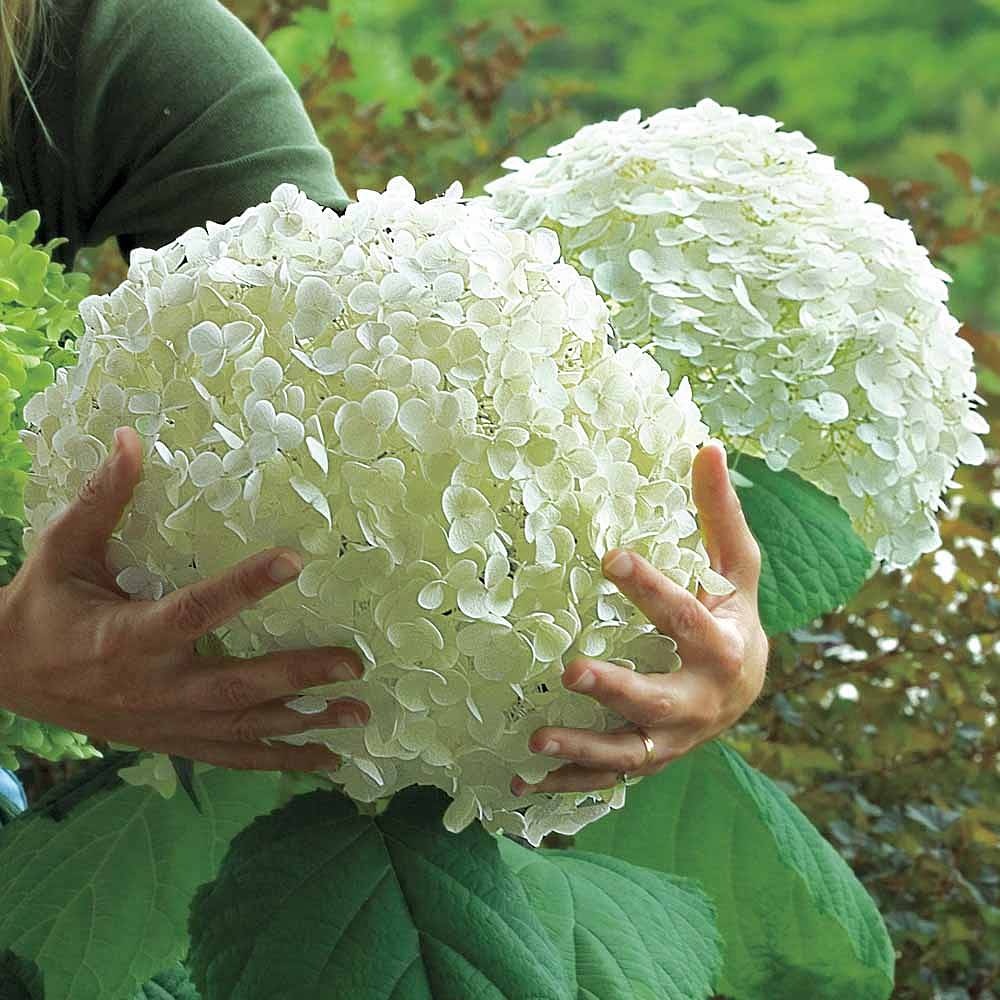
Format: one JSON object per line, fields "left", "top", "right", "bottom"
{"left": 0, "top": 182, "right": 98, "bottom": 769}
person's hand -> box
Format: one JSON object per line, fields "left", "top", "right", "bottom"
{"left": 511, "top": 439, "right": 769, "bottom": 796}
{"left": 0, "top": 427, "right": 368, "bottom": 771}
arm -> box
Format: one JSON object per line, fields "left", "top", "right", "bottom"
{"left": 1, "top": 2, "right": 363, "bottom": 769}
{"left": 73, "top": 0, "right": 349, "bottom": 256}
{"left": 0, "top": 429, "right": 367, "bottom": 770}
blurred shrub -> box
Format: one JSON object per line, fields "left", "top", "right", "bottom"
{"left": 0, "top": 186, "right": 87, "bottom": 584}
{"left": 252, "top": 0, "right": 1000, "bottom": 161}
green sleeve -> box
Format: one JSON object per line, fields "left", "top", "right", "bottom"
{"left": 74, "top": 0, "right": 350, "bottom": 257}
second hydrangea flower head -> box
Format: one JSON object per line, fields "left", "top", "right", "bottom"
{"left": 483, "top": 98, "right": 988, "bottom": 567}
{"left": 21, "top": 178, "right": 730, "bottom": 845}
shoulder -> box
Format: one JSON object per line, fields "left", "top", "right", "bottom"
{"left": 70, "top": 0, "right": 348, "bottom": 253}
{"left": 74, "top": 0, "right": 268, "bottom": 77}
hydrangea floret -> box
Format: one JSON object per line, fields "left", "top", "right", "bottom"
{"left": 482, "top": 99, "right": 989, "bottom": 567}
{"left": 21, "top": 179, "right": 732, "bottom": 845}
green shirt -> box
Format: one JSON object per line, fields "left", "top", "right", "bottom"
{"left": 1, "top": 0, "right": 350, "bottom": 267}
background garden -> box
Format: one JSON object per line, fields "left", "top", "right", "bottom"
{"left": 13, "top": 0, "right": 1000, "bottom": 996}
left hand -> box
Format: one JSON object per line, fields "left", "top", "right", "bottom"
{"left": 511, "top": 439, "right": 769, "bottom": 797}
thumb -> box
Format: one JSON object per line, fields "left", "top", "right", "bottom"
{"left": 42, "top": 426, "right": 143, "bottom": 572}
{"left": 692, "top": 439, "right": 761, "bottom": 593}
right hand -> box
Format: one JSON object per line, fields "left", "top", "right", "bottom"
{"left": 0, "top": 426, "right": 368, "bottom": 772}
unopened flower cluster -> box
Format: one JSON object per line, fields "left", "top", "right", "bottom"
{"left": 484, "top": 99, "right": 988, "bottom": 567}
{"left": 0, "top": 709, "right": 97, "bottom": 771}
{"left": 21, "top": 180, "right": 732, "bottom": 845}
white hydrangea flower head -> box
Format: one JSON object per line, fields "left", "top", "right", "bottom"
{"left": 482, "top": 99, "right": 989, "bottom": 567}
{"left": 21, "top": 179, "right": 732, "bottom": 846}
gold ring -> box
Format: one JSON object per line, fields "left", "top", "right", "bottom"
{"left": 635, "top": 725, "right": 657, "bottom": 768}
{"left": 618, "top": 727, "right": 657, "bottom": 785}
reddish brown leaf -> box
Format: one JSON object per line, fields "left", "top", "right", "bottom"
{"left": 961, "top": 324, "right": 1000, "bottom": 374}
{"left": 411, "top": 54, "right": 440, "bottom": 84}
{"left": 937, "top": 225, "right": 980, "bottom": 249}
{"left": 513, "top": 16, "right": 562, "bottom": 46}
{"left": 936, "top": 151, "right": 974, "bottom": 192}
{"left": 329, "top": 46, "right": 355, "bottom": 81}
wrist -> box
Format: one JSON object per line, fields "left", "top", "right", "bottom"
{"left": 0, "top": 580, "right": 26, "bottom": 712}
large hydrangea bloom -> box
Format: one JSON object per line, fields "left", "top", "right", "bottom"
{"left": 483, "top": 99, "right": 988, "bottom": 567}
{"left": 21, "top": 179, "right": 732, "bottom": 845}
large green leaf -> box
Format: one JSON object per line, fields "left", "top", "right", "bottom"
{"left": 574, "top": 740, "right": 895, "bottom": 1000}
{"left": 729, "top": 454, "right": 873, "bottom": 635}
{"left": 188, "top": 786, "right": 573, "bottom": 1000}
{"left": 499, "top": 838, "right": 723, "bottom": 999}
{"left": 0, "top": 759, "right": 280, "bottom": 1000}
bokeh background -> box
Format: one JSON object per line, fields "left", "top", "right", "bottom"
{"left": 72, "top": 2, "right": 1000, "bottom": 996}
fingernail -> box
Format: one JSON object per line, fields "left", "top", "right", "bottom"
{"left": 268, "top": 552, "right": 303, "bottom": 583}
{"left": 329, "top": 658, "right": 362, "bottom": 682}
{"left": 110, "top": 427, "right": 131, "bottom": 469}
{"left": 511, "top": 777, "right": 530, "bottom": 797}
{"left": 568, "top": 668, "right": 595, "bottom": 692}
{"left": 539, "top": 739, "right": 560, "bottom": 755}
{"left": 708, "top": 437, "right": 726, "bottom": 458}
{"left": 332, "top": 700, "right": 369, "bottom": 727}
{"left": 604, "top": 549, "right": 633, "bottom": 579}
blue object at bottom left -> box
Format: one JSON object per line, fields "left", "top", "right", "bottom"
{"left": 0, "top": 767, "right": 27, "bottom": 815}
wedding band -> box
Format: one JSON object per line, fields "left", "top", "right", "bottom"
{"left": 618, "top": 726, "right": 657, "bottom": 785}
{"left": 635, "top": 725, "right": 657, "bottom": 768}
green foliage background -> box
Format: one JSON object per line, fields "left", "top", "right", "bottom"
{"left": 49, "top": 1, "right": 1000, "bottom": 996}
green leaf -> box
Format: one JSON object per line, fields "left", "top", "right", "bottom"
{"left": 131, "top": 964, "right": 200, "bottom": 1000}
{"left": 188, "top": 786, "right": 572, "bottom": 1000}
{"left": 9, "top": 247, "right": 48, "bottom": 309}
{"left": 0, "top": 949, "right": 43, "bottom": 1000}
{"left": 21, "top": 360, "right": 54, "bottom": 399}
{"left": 730, "top": 454, "right": 873, "bottom": 635}
{"left": 574, "top": 741, "right": 895, "bottom": 1000}
{"left": 0, "top": 761, "right": 280, "bottom": 1000}
{"left": 499, "top": 838, "right": 723, "bottom": 999}
{"left": 11, "top": 211, "right": 41, "bottom": 247}
{"left": 0, "top": 467, "right": 27, "bottom": 518}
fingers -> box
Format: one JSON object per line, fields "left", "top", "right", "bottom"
{"left": 174, "top": 695, "right": 369, "bottom": 744}
{"left": 600, "top": 548, "right": 736, "bottom": 669}
{"left": 40, "top": 426, "right": 142, "bottom": 571}
{"left": 523, "top": 723, "right": 674, "bottom": 774}
{"left": 141, "top": 547, "right": 306, "bottom": 641}
{"left": 143, "top": 738, "right": 345, "bottom": 773}
{"left": 562, "top": 657, "right": 675, "bottom": 727}
{"left": 511, "top": 725, "right": 682, "bottom": 795}
{"left": 691, "top": 440, "right": 762, "bottom": 593}
{"left": 561, "top": 656, "right": 722, "bottom": 731}
{"left": 512, "top": 765, "right": 623, "bottom": 796}
{"left": 175, "top": 646, "right": 364, "bottom": 711}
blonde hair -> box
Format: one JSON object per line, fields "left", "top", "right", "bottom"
{"left": 0, "top": 0, "right": 50, "bottom": 150}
